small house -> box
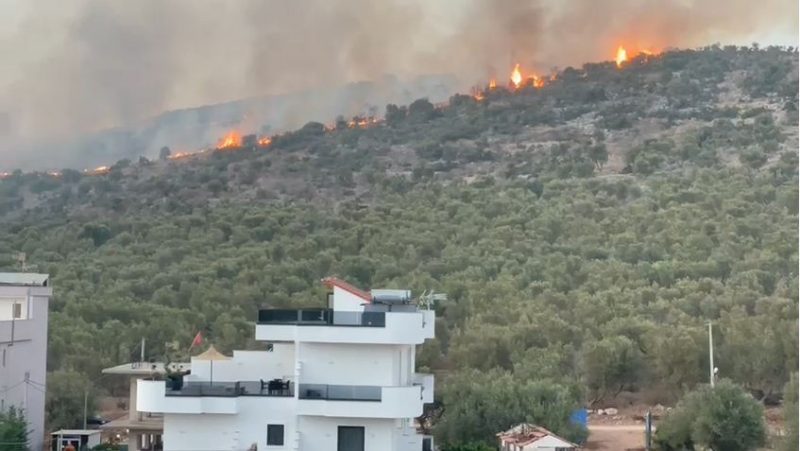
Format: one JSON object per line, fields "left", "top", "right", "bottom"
{"left": 50, "top": 429, "right": 101, "bottom": 451}
{"left": 498, "top": 423, "right": 579, "bottom": 451}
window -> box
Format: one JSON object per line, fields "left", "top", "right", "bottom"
{"left": 267, "top": 424, "right": 284, "bottom": 446}
{"left": 12, "top": 303, "right": 21, "bottom": 319}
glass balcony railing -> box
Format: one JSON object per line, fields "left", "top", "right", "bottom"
{"left": 257, "top": 309, "right": 386, "bottom": 327}
{"left": 298, "top": 384, "right": 382, "bottom": 402}
{"left": 165, "top": 380, "right": 293, "bottom": 397}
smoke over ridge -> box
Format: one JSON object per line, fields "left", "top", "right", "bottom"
{"left": 1, "top": 0, "right": 796, "bottom": 168}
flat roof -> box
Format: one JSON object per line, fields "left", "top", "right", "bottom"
{"left": 102, "top": 361, "right": 190, "bottom": 376}
{"left": 0, "top": 272, "right": 49, "bottom": 287}
{"left": 100, "top": 415, "right": 163, "bottom": 432}
{"left": 51, "top": 429, "right": 101, "bottom": 436}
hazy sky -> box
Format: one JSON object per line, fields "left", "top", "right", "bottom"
{"left": 0, "top": 0, "right": 797, "bottom": 150}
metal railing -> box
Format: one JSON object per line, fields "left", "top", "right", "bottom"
{"left": 257, "top": 309, "right": 386, "bottom": 327}
{"left": 165, "top": 380, "right": 293, "bottom": 397}
{"left": 298, "top": 384, "right": 382, "bottom": 401}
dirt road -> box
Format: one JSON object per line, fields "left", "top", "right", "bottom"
{"left": 585, "top": 424, "right": 647, "bottom": 450}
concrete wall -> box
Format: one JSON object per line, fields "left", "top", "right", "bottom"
{"left": 256, "top": 311, "right": 432, "bottom": 345}
{"left": 0, "top": 296, "right": 27, "bottom": 320}
{"left": 0, "top": 286, "right": 50, "bottom": 451}
{"left": 163, "top": 397, "right": 297, "bottom": 451}
{"left": 331, "top": 286, "right": 368, "bottom": 311}
{"left": 297, "top": 416, "right": 397, "bottom": 451}
{"left": 300, "top": 343, "right": 399, "bottom": 386}
{"left": 188, "top": 346, "right": 294, "bottom": 383}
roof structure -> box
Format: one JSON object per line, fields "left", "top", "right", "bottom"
{"left": 497, "top": 423, "right": 579, "bottom": 448}
{"left": 321, "top": 277, "right": 371, "bottom": 301}
{"left": 50, "top": 429, "right": 102, "bottom": 436}
{"left": 0, "top": 272, "right": 49, "bottom": 286}
{"left": 194, "top": 345, "right": 231, "bottom": 361}
{"left": 102, "top": 361, "right": 189, "bottom": 376}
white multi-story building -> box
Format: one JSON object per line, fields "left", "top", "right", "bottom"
{"left": 137, "top": 277, "right": 436, "bottom": 451}
{"left": 0, "top": 272, "right": 52, "bottom": 451}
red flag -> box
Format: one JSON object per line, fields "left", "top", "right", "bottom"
{"left": 190, "top": 331, "right": 203, "bottom": 349}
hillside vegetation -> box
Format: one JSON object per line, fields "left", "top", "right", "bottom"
{"left": 1, "top": 45, "right": 797, "bottom": 445}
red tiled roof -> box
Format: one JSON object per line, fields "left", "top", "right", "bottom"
{"left": 321, "top": 277, "right": 371, "bottom": 302}
{"left": 497, "top": 424, "right": 578, "bottom": 448}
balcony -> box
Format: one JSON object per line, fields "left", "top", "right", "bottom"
{"left": 137, "top": 379, "right": 294, "bottom": 415}
{"left": 258, "top": 309, "right": 385, "bottom": 327}
{"left": 256, "top": 308, "right": 435, "bottom": 345}
{"left": 298, "top": 384, "right": 381, "bottom": 401}
{"left": 297, "top": 384, "right": 423, "bottom": 418}
{"left": 412, "top": 373, "right": 435, "bottom": 404}
{"left": 166, "top": 380, "right": 293, "bottom": 397}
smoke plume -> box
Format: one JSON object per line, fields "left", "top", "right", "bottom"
{"left": 1, "top": 0, "right": 797, "bottom": 168}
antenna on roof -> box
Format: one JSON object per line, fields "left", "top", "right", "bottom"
{"left": 15, "top": 252, "right": 37, "bottom": 272}
{"left": 417, "top": 290, "right": 446, "bottom": 310}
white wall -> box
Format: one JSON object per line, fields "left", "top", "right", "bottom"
{"left": 300, "top": 343, "right": 398, "bottom": 386}
{"left": 0, "top": 297, "right": 27, "bottom": 320}
{"left": 331, "top": 286, "right": 368, "bottom": 311}
{"left": 0, "top": 288, "right": 50, "bottom": 451}
{"left": 163, "top": 397, "right": 297, "bottom": 451}
{"left": 297, "top": 416, "right": 398, "bottom": 451}
{"left": 256, "top": 311, "right": 431, "bottom": 345}
{"left": 188, "top": 346, "right": 294, "bottom": 383}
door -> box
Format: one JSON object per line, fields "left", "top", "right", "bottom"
{"left": 337, "top": 426, "right": 365, "bottom": 451}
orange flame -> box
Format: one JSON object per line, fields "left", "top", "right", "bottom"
{"left": 168, "top": 151, "right": 192, "bottom": 160}
{"left": 489, "top": 79, "right": 497, "bottom": 89}
{"left": 615, "top": 46, "right": 628, "bottom": 67}
{"left": 347, "top": 117, "right": 380, "bottom": 129}
{"left": 88, "top": 166, "right": 110, "bottom": 175}
{"left": 258, "top": 136, "right": 272, "bottom": 147}
{"left": 529, "top": 75, "right": 545, "bottom": 88}
{"left": 510, "top": 63, "right": 523, "bottom": 88}
{"left": 217, "top": 131, "right": 242, "bottom": 149}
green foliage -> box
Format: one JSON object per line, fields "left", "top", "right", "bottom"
{"left": 45, "top": 370, "right": 97, "bottom": 431}
{"left": 783, "top": 373, "right": 798, "bottom": 451}
{"left": 0, "top": 406, "right": 31, "bottom": 451}
{"left": 582, "top": 336, "right": 643, "bottom": 404}
{"left": 434, "top": 369, "right": 587, "bottom": 447}
{"left": 0, "top": 47, "right": 796, "bottom": 430}
{"left": 655, "top": 380, "right": 766, "bottom": 451}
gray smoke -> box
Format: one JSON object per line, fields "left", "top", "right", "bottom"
{"left": 1, "top": 0, "right": 796, "bottom": 169}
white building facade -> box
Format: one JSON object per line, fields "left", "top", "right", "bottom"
{"left": 0, "top": 273, "right": 52, "bottom": 451}
{"left": 137, "top": 277, "right": 436, "bottom": 451}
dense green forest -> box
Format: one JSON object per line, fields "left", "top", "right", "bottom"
{"left": 1, "top": 45, "right": 798, "bottom": 445}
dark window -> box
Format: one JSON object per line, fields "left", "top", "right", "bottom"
{"left": 337, "top": 426, "right": 365, "bottom": 451}
{"left": 12, "top": 303, "right": 21, "bottom": 319}
{"left": 267, "top": 424, "right": 284, "bottom": 446}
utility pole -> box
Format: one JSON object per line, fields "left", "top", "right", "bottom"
{"left": 708, "top": 321, "right": 715, "bottom": 388}
{"left": 83, "top": 388, "right": 88, "bottom": 429}
{"left": 141, "top": 337, "right": 146, "bottom": 363}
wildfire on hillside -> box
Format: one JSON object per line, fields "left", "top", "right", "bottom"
{"left": 87, "top": 166, "right": 110, "bottom": 175}
{"left": 616, "top": 46, "right": 628, "bottom": 67}
{"left": 169, "top": 151, "right": 193, "bottom": 160}
{"left": 348, "top": 117, "right": 381, "bottom": 129}
{"left": 510, "top": 64, "right": 523, "bottom": 88}
{"left": 258, "top": 136, "right": 272, "bottom": 147}
{"left": 217, "top": 131, "right": 242, "bottom": 149}
{"left": 615, "top": 45, "right": 660, "bottom": 68}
